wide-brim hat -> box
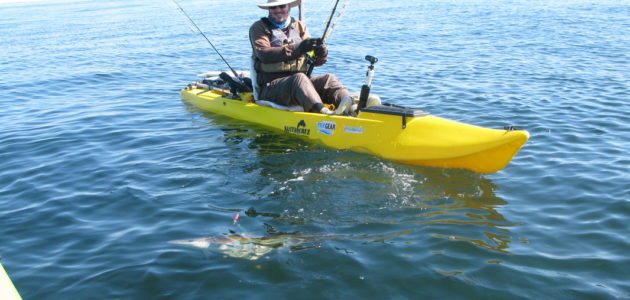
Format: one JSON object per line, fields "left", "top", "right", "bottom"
{"left": 257, "top": 0, "right": 301, "bottom": 9}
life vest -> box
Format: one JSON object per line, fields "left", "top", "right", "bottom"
{"left": 257, "top": 17, "right": 309, "bottom": 73}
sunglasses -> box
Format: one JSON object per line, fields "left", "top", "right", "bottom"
{"left": 269, "top": 4, "right": 287, "bottom": 9}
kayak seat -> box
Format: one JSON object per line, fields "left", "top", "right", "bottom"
{"left": 250, "top": 58, "right": 305, "bottom": 111}
{"left": 255, "top": 92, "right": 380, "bottom": 113}
{"left": 256, "top": 100, "right": 305, "bottom": 112}
{"left": 250, "top": 58, "right": 260, "bottom": 100}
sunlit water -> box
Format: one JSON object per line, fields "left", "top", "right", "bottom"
{"left": 1, "top": 0, "right": 628, "bottom": 298}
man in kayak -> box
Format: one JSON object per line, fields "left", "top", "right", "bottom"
{"left": 250, "top": 0, "right": 353, "bottom": 115}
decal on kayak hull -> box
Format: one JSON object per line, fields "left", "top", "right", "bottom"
{"left": 318, "top": 121, "right": 336, "bottom": 135}
{"left": 285, "top": 120, "right": 310, "bottom": 136}
{"left": 344, "top": 126, "right": 365, "bottom": 134}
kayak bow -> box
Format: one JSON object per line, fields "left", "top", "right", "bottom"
{"left": 0, "top": 263, "right": 21, "bottom": 300}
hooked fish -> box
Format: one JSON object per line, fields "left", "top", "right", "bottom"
{"left": 169, "top": 232, "right": 343, "bottom": 260}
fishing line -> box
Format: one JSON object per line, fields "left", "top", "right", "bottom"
{"left": 306, "top": 0, "right": 336, "bottom": 26}
{"left": 172, "top": 0, "right": 241, "bottom": 79}
{"left": 322, "top": 0, "right": 350, "bottom": 43}
{"left": 306, "top": 0, "right": 349, "bottom": 76}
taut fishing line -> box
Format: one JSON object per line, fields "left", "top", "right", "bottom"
{"left": 171, "top": 0, "right": 241, "bottom": 79}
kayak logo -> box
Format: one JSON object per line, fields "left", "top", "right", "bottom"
{"left": 285, "top": 120, "right": 310, "bottom": 136}
{"left": 317, "top": 121, "right": 336, "bottom": 135}
{"left": 344, "top": 126, "right": 365, "bottom": 134}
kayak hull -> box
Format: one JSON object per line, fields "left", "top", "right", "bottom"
{"left": 181, "top": 88, "right": 528, "bottom": 173}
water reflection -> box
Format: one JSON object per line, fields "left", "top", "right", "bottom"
{"left": 404, "top": 169, "right": 515, "bottom": 254}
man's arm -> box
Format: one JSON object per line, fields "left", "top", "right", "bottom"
{"left": 250, "top": 20, "right": 316, "bottom": 63}
{"left": 250, "top": 21, "right": 301, "bottom": 63}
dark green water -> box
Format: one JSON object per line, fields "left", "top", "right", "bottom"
{"left": 1, "top": 0, "right": 628, "bottom": 298}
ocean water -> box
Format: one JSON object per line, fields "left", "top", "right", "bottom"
{"left": 1, "top": 0, "right": 628, "bottom": 298}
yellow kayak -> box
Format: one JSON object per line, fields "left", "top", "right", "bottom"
{"left": 180, "top": 86, "right": 528, "bottom": 173}
{"left": 0, "top": 263, "right": 21, "bottom": 300}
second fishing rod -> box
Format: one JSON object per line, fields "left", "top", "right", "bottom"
{"left": 172, "top": 0, "right": 250, "bottom": 92}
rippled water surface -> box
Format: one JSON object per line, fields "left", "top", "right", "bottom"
{"left": 1, "top": 0, "right": 629, "bottom": 298}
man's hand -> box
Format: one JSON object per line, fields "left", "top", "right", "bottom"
{"left": 314, "top": 44, "right": 328, "bottom": 66}
{"left": 297, "top": 38, "right": 323, "bottom": 54}
{"left": 314, "top": 44, "right": 328, "bottom": 57}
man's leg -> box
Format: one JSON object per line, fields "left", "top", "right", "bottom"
{"left": 259, "top": 73, "right": 323, "bottom": 112}
{"left": 310, "top": 74, "right": 350, "bottom": 107}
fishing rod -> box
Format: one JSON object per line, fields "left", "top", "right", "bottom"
{"left": 306, "top": 0, "right": 346, "bottom": 77}
{"left": 172, "top": 0, "right": 245, "bottom": 84}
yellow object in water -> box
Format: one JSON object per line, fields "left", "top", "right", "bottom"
{"left": 0, "top": 263, "right": 21, "bottom": 300}
{"left": 180, "top": 88, "right": 529, "bottom": 173}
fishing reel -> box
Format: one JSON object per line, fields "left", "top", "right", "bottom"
{"left": 219, "top": 72, "right": 252, "bottom": 98}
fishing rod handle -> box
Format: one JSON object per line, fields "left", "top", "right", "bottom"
{"left": 305, "top": 53, "right": 316, "bottom": 77}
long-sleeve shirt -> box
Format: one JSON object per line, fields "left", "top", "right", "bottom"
{"left": 249, "top": 18, "right": 310, "bottom": 86}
